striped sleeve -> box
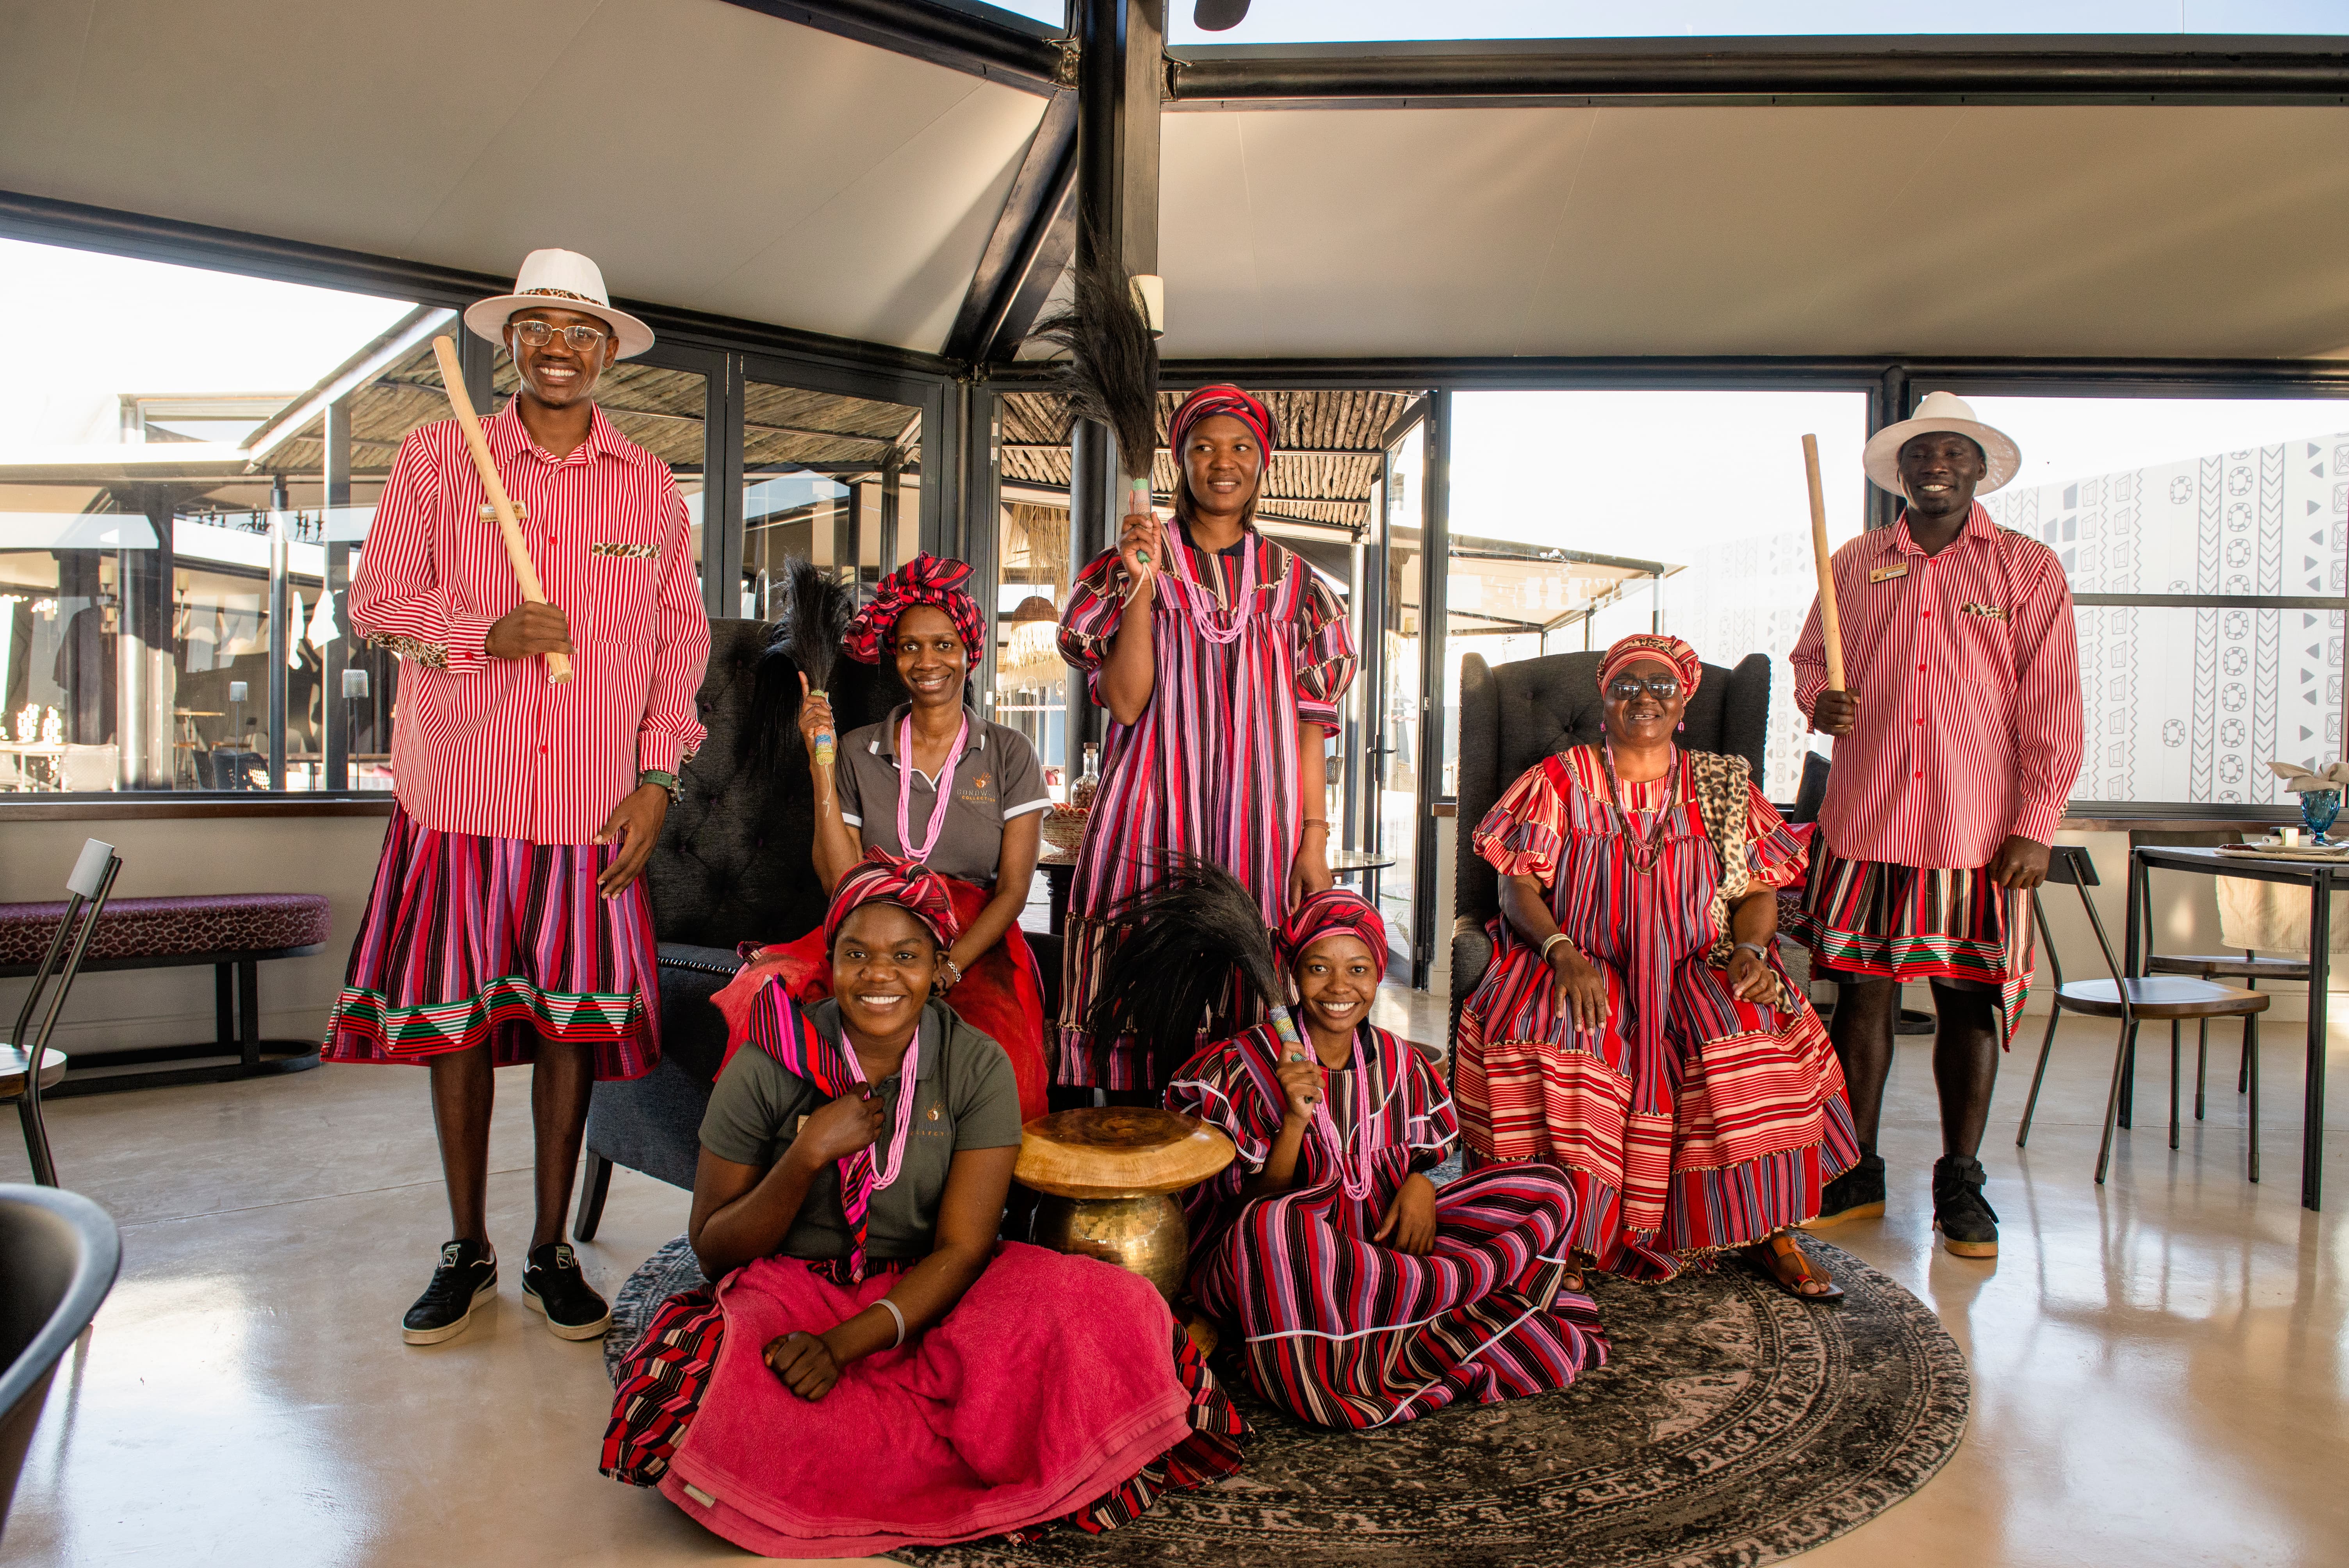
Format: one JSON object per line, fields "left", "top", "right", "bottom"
{"left": 1292, "top": 565, "right": 1358, "bottom": 729}
{"left": 1472, "top": 760, "right": 1568, "bottom": 883}
{"left": 348, "top": 432, "right": 494, "bottom": 677}
{"left": 1165, "top": 1032, "right": 1281, "bottom": 1177}
{"left": 635, "top": 485, "right": 711, "bottom": 775}
{"left": 2004, "top": 540, "right": 2084, "bottom": 846}
{"left": 1743, "top": 780, "right": 1810, "bottom": 890}
{"left": 1399, "top": 1036, "right": 1459, "bottom": 1168}
{"left": 1057, "top": 547, "right": 1128, "bottom": 690}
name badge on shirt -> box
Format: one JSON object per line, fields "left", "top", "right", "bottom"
{"left": 1869, "top": 562, "right": 1910, "bottom": 584}
{"left": 1961, "top": 601, "right": 2009, "bottom": 620}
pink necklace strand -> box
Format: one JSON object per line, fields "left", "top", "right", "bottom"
{"left": 895, "top": 710, "right": 968, "bottom": 866}
{"left": 843, "top": 1027, "right": 921, "bottom": 1191}
{"left": 1309, "top": 1030, "right": 1381, "bottom": 1201}
{"left": 1166, "top": 523, "right": 1257, "bottom": 646}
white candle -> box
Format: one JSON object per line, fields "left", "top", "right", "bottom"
{"left": 2283, "top": 827, "right": 2301, "bottom": 848}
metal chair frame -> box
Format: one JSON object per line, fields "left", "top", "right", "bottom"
{"left": 5, "top": 842, "right": 123, "bottom": 1187}
{"left": 2016, "top": 845, "right": 2270, "bottom": 1185}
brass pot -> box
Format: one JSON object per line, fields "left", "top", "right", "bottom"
{"left": 1030, "top": 1193, "right": 1190, "bottom": 1303}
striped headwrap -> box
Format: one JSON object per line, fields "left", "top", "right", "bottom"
{"left": 823, "top": 847, "right": 965, "bottom": 953}
{"left": 1170, "top": 383, "right": 1279, "bottom": 461}
{"left": 1278, "top": 887, "right": 1389, "bottom": 982}
{"left": 1598, "top": 632, "right": 1703, "bottom": 698}
{"left": 841, "top": 553, "right": 986, "bottom": 666}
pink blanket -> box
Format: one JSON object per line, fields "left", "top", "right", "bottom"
{"left": 659, "top": 1243, "right": 1196, "bottom": 1558}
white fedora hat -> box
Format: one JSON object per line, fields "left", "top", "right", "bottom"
{"left": 1862, "top": 390, "right": 2022, "bottom": 497}
{"left": 463, "top": 249, "right": 654, "bottom": 360}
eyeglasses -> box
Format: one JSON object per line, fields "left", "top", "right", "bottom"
{"left": 510, "top": 319, "right": 612, "bottom": 351}
{"left": 1605, "top": 675, "right": 1683, "bottom": 702}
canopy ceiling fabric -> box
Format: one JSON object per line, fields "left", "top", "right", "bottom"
{"left": 0, "top": 0, "right": 1047, "bottom": 353}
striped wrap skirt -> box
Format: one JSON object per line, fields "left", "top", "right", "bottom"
{"left": 322, "top": 805, "right": 659, "bottom": 1080}
{"left": 1794, "top": 837, "right": 2034, "bottom": 1046}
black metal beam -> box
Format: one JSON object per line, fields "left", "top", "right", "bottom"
{"left": 1167, "top": 34, "right": 2349, "bottom": 109}
{"left": 1148, "top": 354, "right": 2349, "bottom": 393}
{"left": 718, "top": 0, "right": 1064, "bottom": 94}
{"left": 945, "top": 90, "right": 1081, "bottom": 363}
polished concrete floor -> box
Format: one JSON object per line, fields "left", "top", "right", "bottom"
{"left": 5, "top": 995, "right": 2346, "bottom": 1567}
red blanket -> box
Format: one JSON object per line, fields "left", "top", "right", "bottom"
{"left": 658, "top": 1244, "right": 1194, "bottom": 1557}
{"left": 711, "top": 877, "right": 1049, "bottom": 1123}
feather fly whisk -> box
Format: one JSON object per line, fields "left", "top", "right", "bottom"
{"left": 1028, "top": 230, "right": 1161, "bottom": 565}
{"left": 779, "top": 557, "right": 854, "bottom": 771}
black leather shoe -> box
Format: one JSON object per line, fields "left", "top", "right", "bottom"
{"left": 1802, "top": 1153, "right": 1886, "bottom": 1230}
{"left": 403, "top": 1240, "right": 497, "bottom": 1345}
{"left": 1932, "top": 1155, "right": 2000, "bottom": 1258}
{"left": 523, "top": 1242, "right": 611, "bottom": 1340}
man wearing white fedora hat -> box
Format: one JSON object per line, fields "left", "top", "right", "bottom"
{"left": 1789, "top": 392, "right": 2082, "bottom": 1260}
{"left": 325, "top": 249, "right": 710, "bottom": 1343}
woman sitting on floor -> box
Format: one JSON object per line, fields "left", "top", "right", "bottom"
{"left": 1164, "top": 888, "right": 1608, "bottom": 1429}
{"left": 714, "top": 552, "right": 1050, "bottom": 1123}
{"left": 604, "top": 850, "right": 1244, "bottom": 1558}
{"left": 1453, "top": 633, "right": 1858, "bottom": 1299}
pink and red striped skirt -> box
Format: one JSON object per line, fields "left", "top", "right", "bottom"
{"left": 323, "top": 805, "right": 659, "bottom": 1080}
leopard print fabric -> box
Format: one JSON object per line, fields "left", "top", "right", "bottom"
{"left": 1686, "top": 750, "right": 1794, "bottom": 1009}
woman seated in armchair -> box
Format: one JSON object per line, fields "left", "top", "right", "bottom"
{"left": 1164, "top": 888, "right": 1607, "bottom": 1429}
{"left": 1453, "top": 633, "right": 1858, "bottom": 1300}
{"left": 717, "top": 553, "right": 1050, "bottom": 1122}
{"left": 603, "top": 850, "right": 1243, "bottom": 1557}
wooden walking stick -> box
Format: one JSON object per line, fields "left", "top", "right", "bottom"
{"left": 1802, "top": 433, "right": 1845, "bottom": 692}
{"left": 430, "top": 335, "right": 573, "bottom": 685}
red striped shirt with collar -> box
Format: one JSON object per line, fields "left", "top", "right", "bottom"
{"left": 350, "top": 402, "right": 710, "bottom": 846}
{"left": 1790, "top": 501, "right": 2083, "bottom": 870}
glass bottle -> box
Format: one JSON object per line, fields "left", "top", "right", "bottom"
{"left": 1071, "top": 743, "right": 1101, "bottom": 813}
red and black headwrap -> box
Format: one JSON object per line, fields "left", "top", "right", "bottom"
{"left": 1598, "top": 632, "right": 1703, "bottom": 698}
{"left": 823, "top": 848, "right": 966, "bottom": 953}
{"left": 1170, "top": 383, "right": 1280, "bottom": 460}
{"left": 841, "top": 553, "right": 986, "bottom": 666}
{"left": 1277, "top": 888, "right": 1389, "bottom": 983}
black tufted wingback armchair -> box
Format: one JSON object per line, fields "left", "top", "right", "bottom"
{"left": 573, "top": 617, "right": 905, "bottom": 1239}
{"left": 1449, "top": 649, "right": 1773, "bottom": 1015}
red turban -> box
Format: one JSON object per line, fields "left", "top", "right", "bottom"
{"left": 1598, "top": 633, "right": 1702, "bottom": 698}
{"left": 1170, "top": 383, "right": 1279, "bottom": 461}
{"left": 841, "top": 553, "right": 986, "bottom": 666}
{"left": 823, "top": 848, "right": 964, "bottom": 953}
{"left": 1278, "top": 888, "right": 1388, "bottom": 982}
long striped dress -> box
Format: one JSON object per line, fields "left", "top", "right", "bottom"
{"left": 1166, "top": 1023, "right": 1607, "bottom": 1429}
{"left": 1056, "top": 524, "right": 1357, "bottom": 1089}
{"left": 1455, "top": 748, "right": 1859, "bottom": 1281}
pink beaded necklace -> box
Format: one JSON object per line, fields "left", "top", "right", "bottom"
{"left": 841, "top": 1027, "right": 921, "bottom": 1191}
{"left": 894, "top": 710, "right": 968, "bottom": 866}
{"left": 1308, "top": 1028, "right": 1381, "bottom": 1201}
{"left": 1165, "top": 522, "right": 1258, "bottom": 646}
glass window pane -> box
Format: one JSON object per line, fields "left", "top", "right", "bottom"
{"left": 995, "top": 497, "right": 1071, "bottom": 798}
{"left": 1379, "top": 419, "right": 1425, "bottom": 950}
{"left": 742, "top": 380, "right": 921, "bottom": 617}
{"left": 595, "top": 362, "right": 708, "bottom": 592}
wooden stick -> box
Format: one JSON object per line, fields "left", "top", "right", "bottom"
{"left": 1802, "top": 433, "right": 1844, "bottom": 691}
{"left": 430, "top": 336, "right": 572, "bottom": 684}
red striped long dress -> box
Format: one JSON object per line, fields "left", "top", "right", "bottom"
{"left": 1056, "top": 526, "right": 1356, "bottom": 1089}
{"left": 1455, "top": 748, "right": 1859, "bottom": 1280}
{"left": 1166, "top": 1023, "right": 1606, "bottom": 1429}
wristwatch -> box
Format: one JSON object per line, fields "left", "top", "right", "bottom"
{"left": 1732, "top": 941, "right": 1771, "bottom": 962}
{"left": 638, "top": 768, "right": 680, "bottom": 802}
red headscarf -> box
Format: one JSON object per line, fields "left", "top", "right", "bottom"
{"left": 841, "top": 553, "right": 986, "bottom": 666}
{"left": 1169, "top": 383, "right": 1279, "bottom": 462}
{"left": 1278, "top": 888, "right": 1389, "bottom": 982}
{"left": 1598, "top": 632, "right": 1703, "bottom": 698}
{"left": 823, "top": 848, "right": 965, "bottom": 953}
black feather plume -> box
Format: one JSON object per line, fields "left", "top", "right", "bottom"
{"left": 749, "top": 557, "right": 854, "bottom": 773}
{"left": 1028, "top": 233, "right": 1160, "bottom": 486}
{"left": 1087, "top": 853, "right": 1287, "bottom": 1083}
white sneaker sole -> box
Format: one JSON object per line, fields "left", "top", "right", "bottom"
{"left": 524, "top": 1282, "right": 612, "bottom": 1341}
{"left": 402, "top": 1274, "right": 497, "bottom": 1346}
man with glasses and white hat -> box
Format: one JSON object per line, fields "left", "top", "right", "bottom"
{"left": 325, "top": 249, "right": 710, "bottom": 1343}
{"left": 1789, "top": 392, "right": 2082, "bottom": 1260}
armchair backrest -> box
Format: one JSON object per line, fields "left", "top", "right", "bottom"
{"left": 644, "top": 618, "right": 906, "bottom": 950}
{"left": 1453, "top": 649, "right": 1773, "bottom": 931}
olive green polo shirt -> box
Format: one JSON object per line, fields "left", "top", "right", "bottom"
{"left": 698, "top": 998, "right": 1021, "bottom": 1262}
{"left": 835, "top": 703, "right": 1049, "bottom": 888}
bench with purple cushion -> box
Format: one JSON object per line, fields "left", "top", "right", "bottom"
{"left": 0, "top": 893, "right": 330, "bottom": 1095}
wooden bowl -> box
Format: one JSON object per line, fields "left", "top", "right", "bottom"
{"left": 1016, "top": 1107, "right": 1235, "bottom": 1199}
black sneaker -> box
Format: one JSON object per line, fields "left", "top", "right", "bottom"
{"left": 1932, "top": 1156, "right": 2000, "bottom": 1259}
{"left": 523, "top": 1242, "right": 611, "bottom": 1340}
{"left": 1802, "top": 1152, "right": 1887, "bottom": 1230}
{"left": 402, "top": 1239, "right": 497, "bottom": 1345}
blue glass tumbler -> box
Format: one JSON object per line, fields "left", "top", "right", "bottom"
{"left": 2301, "top": 789, "right": 2341, "bottom": 845}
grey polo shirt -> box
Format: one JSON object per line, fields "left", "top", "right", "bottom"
{"left": 836, "top": 703, "right": 1049, "bottom": 888}
{"left": 698, "top": 998, "right": 1021, "bottom": 1262}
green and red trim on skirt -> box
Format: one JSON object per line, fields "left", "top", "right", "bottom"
{"left": 1792, "top": 836, "right": 2034, "bottom": 1046}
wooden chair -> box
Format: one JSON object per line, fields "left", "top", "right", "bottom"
{"left": 2016, "top": 845, "right": 2271, "bottom": 1185}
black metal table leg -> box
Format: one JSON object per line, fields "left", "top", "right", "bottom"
{"left": 2306, "top": 868, "right": 2330, "bottom": 1212}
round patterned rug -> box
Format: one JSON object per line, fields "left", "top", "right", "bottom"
{"left": 607, "top": 1237, "right": 1967, "bottom": 1568}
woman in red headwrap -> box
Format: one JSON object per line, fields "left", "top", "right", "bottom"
{"left": 711, "top": 553, "right": 1050, "bottom": 1123}
{"left": 1160, "top": 890, "right": 1606, "bottom": 1429}
{"left": 1456, "top": 634, "right": 1857, "bottom": 1297}
{"left": 1059, "top": 385, "right": 1359, "bottom": 1093}
{"left": 604, "top": 850, "right": 1245, "bottom": 1557}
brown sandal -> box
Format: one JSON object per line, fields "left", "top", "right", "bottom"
{"left": 1749, "top": 1232, "right": 1844, "bottom": 1304}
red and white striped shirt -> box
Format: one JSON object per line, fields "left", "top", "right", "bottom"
{"left": 1791, "top": 502, "right": 2083, "bottom": 870}
{"left": 351, "top": 403, "right": 710, "bottom": 846}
